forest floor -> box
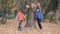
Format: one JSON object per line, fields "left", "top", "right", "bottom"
{"left": 0, "top": 19, "right": 60, "bottom": 34}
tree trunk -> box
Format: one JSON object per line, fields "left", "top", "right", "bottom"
{"left": 25, "top": 8, "right": 36, "bottom": 28}
{"left": 1, "top": 0, "right": 8, "bottom": 24}
{"left": 54, "top": 0, "right": 60, "bottom": 23}
{"left": 2, "top": 9, "right": 7, "bottom": 24}
{"left": 25, "top": 0, "right": 37, "bottom": 28}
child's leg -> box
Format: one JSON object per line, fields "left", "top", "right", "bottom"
{"left": 18, "top": 20, "right": 22, "bottom": 30}
{"left": 37, "top": 19, "right": 42, "bottom": 29}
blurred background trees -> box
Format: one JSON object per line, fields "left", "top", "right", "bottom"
{"left": 0, "top": 0, "right": 60, "bottom": 24}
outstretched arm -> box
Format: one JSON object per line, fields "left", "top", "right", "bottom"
{"left": 23, "top": 14, "right": 26, "bottom": 21}
{"left": 15, "top": 15, "right": 18, "bottom": 20}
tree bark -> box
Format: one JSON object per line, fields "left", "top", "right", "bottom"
{"left": 54, "top": 0, "right": 60, "bottom": 23}
{"left": 25, "top": 0, "right": 37, "bottom": 28}
{"left": 25, "top": 7, "right": 36, "bottom": 28}
{"left": 1, "top": 0, "right": 7, "bottom": 24}
{"left": 2, "top": 9, "right": 7, "bottom": 24}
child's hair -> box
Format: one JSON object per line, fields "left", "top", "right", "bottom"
{"left": 36, "top": 6, "right": 41, "bottom": 12}
{"left": 36, "top": 6, "right": 39, "bottom": 9}
{"left": 18, "top": 8, "right": 23, "bottom": 12}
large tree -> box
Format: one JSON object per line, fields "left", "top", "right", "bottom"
{"left": 41, "top": 0, "right": 58, "bottom": 23}
{"left": 1, "top": 0, "right": 18, "bottom": 24}
{"left": 55, "top": 0, "right": 60, "bottom": 23}
{"left": 25, "top": 0, "right": 41, "bottom": 28}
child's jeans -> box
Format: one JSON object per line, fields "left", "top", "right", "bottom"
{"left": 18, "top": 20, "right": 22, "bottom": 30}
{"left": 37, "top": 18, "right": 42, "bottom": 29}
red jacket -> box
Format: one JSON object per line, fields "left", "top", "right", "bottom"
{"left": 17, "top": 11, "right": 24, "bottom": 20}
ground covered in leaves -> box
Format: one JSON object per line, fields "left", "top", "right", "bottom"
{"left": 0, "top": 19, "right": 60, "bottom": 34}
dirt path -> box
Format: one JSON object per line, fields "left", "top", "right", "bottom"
{"left": 0, "top": 19, "right": 60, "bottom": 34}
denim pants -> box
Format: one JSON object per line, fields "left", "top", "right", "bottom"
{"left": 37, "top": 18, "right": 42, "bottom": 29}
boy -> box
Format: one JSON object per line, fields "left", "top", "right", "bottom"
{"left": 35, "top": 6, "right": 43, "bottom": 29}
{"left": 16, "top": 10, "right": 25, "bottom": 31}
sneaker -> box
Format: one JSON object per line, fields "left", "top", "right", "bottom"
{"left": 18, "top": 27, "right": 22, "bottom": 31}
{"left": 18, "top": 26, "right": 22, "bottom": 30}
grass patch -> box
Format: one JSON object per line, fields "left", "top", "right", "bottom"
{"left": 46, "top": 12, "right": 54, "bottom": 19}
{"left": 7, "top": 14, "right": 15, "bottom": 19}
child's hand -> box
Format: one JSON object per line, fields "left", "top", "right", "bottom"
{"left": 23, "top": 14, "right": 26, "bottom": 21}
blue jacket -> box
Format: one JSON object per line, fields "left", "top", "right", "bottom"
{"left": 35, "top": 10, "right": 43, "bottom": 19}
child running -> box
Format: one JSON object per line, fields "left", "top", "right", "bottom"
{"left": 16, "top": 10, "right": 25, "bottom": 31}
